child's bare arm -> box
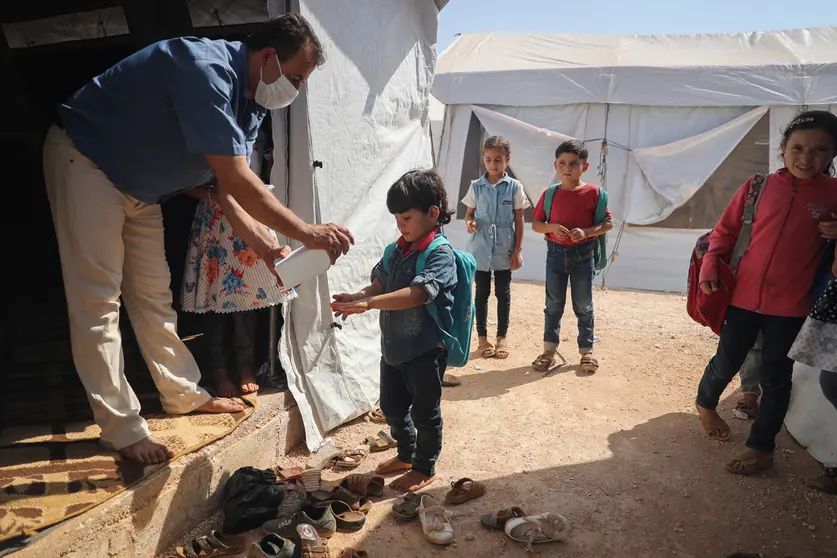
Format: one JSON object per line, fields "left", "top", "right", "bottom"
{"left": 465, "top": 207, "right": 477, "bottom": 233}
{"left": 367, "top": 286, "right": 428, "bottom": 311}
{"left": 513, "top": 209, "right": 525, "bottom": 251}
{"left": 333, "top": 280, "right": 384, "bottom": 303}
{"left": 583, "top": 220, "right": 613, "bottom": 238}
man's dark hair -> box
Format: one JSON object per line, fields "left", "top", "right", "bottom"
{"left": 244, "top": 13, "right": 326, "bottom": 66}
{"left": 555, "top": 139, "right": 588, "bottom": 161}
{"left": 386, "top": 170, "right": 453, "bottom": 226}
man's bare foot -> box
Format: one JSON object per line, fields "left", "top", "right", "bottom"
{"left": 695, "top": 402, "right": 731, "bottom": 441}
{"left": 197, "top": 397, "right": 246, "bottom": 413}
{"left": 119, "top": 436, "right": 173, "bottom": 464}
{"left": 376, "top": 456, "right": 413, "bottom": 475}
{"left": 390, "top": 470, "right": 435, "bottom": 493}
{"left": 238, "top": 364, "right": 259, "bottom": 395}
{"left": 213, "top": 368, "right": 237, "bottom": 398}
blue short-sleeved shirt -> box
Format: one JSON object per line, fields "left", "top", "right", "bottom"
{"left": 58, "top": 37, "right": 266, "bottom": 204}
{"left": 371, "top": 232, "right": 458, "bottom": 366}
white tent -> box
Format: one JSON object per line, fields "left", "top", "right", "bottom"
{"left": 432, "top": 27, "right": 837, "bottom": 293}
{"left": 268, "top": 0, "right": 442, "bottom": 449}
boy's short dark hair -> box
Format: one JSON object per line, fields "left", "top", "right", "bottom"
{"left": 555, "top": 139, "right": 588, "bottom": 161}
{"left": 386, "top": 169, "right": 453, "bottom": 226}
{"left": 483, "top": 135, "right": 511, "bottom": 156}
{"left": 244, "top": 13, "right": 326, "bottom": 66}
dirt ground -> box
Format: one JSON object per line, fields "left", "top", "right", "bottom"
{"left": 167, "top": 283, "right": 837, "bottom": 558}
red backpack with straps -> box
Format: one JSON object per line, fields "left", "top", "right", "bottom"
{"left": 686, "top": 174, "right": 767, "bottom": 335}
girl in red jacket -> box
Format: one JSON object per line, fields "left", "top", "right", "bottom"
{"left": 696, "top": 110, "right": 837, "bottom": 475}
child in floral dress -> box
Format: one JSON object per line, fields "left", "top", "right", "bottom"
{"left": 181, "top": 130, "right": 293, "bottom": 397}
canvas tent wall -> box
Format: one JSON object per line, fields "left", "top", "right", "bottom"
{"left": 269, "top": 0, "right": 441, "bottom": 449}
{"left": 1, "top": 0, "right": 442, "bottom": 451}
{"left": 432, "top": 27, "right": 837, "bottom": 293}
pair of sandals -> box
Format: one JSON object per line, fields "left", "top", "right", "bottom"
{"left": 480, "top": 507, "right": 571, "bottom": 551}
{"left": 479, "top": 337, "right": 509, "bottom": 359}
{"left": 532, "top": 352, "right": 598, "bottom": 373}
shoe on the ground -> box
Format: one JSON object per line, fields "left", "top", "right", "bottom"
{"left": 247, "top": 533, "right": 295, "bottom": 558}
{"left": 263, "top": 504, "right": 337, "bottom": 539}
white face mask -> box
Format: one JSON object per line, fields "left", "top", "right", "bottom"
{"left": 254, "top": 56, "right": 299, "bottom": 110}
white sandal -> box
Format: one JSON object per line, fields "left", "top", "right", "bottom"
{"left": 418, "top": 495, "right": 454, "bottom": 545}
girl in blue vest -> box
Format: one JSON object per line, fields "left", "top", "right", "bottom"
{"left": 462, "top": 136, "right": 529, "bottom": 360}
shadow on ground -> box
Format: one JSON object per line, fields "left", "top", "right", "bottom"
{"left": 346, "top": 401, "right": 836, "bottom": 558}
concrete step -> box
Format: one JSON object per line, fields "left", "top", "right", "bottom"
{"left": 13, "top": 390, "right": 303, "bottom": 558}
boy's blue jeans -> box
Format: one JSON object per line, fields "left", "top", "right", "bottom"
{"left": 543, "top": 241, "right": 595, "bottom": 353}
{"left": 379, "top": 348, "right": 446, "bottom": 477}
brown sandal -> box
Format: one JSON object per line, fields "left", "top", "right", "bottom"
{"left": 340, "top": 474, "right": 385, "bottom": 498}
{"left": 338, "top": 550, "right": 369, "bottom": 558}
{"left": 367, "top": 408, "right": 387, "bottom": 424}
{"left": 445, "top": 477, "right": 486, "bottom": 505}
{"left": 580, "top": 354, "right": 599, "bottom": 373}
{"left": 532, "top": 352, "right": 556, "bottom": 372}
{"left": 480, "top": 507, "right": 526, "bottom": 530}
{"left": 479, "top": 337, "right": 496, "bottom": 358}
{"left": 733, "top": 393, "right": 759, "bottom": 420}
{"left": 334, "top": 447, "right": 369, "bottom": 471}
{"left": 176, "top": 530, "right": 245, "bottom": 557}
{"left": 495, "top": 338, "right": 509, "bottom": 360}
{"left": 724, "top": 451, "right": 774, "bottom": 476}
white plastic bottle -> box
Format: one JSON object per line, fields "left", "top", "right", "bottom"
{"left": 273, "top": 246, "right": 332, "bottom": 288}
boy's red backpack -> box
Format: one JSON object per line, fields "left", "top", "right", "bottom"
{"left": 686, "top": 174, "right": 767, "bottom": 335}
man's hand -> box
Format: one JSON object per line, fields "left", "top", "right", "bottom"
{"left": 511, "top": 249, "right": 523, "bottom": 271}
{"left": 330, "top": 300, "right": 369, "bottom": 320}
{"left": 552, "top": 224, "right": 571, "bottom": 242}
{"left": 819, "top": 214, "right": 837, "bottom": 239}
{"left": 301, "top": 223, "right": 355, "bottom": 264}
{"left": 570, "top": 228, "right": 587, "bottom": 243}
{"left": 466, "top": 220, "right": 478, "bottom": 234}
{"left": 699, "top": 280, "right": 719, "bottom": 295}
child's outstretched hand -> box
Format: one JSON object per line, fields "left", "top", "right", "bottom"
{"left": 466, "top": 220, "right": 478, "bottom": 233}
{"left": 331, "top": 300, "right": 369, "bottom": 320}
{"left": 819, "top": 214, "right": 837, "bottom": 239}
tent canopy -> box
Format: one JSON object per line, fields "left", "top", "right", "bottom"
{"left": 433, "top": 26, "right": 837, "bottom": 107}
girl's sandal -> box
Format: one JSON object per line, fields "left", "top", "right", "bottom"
{"left": 532, "top": 352, "right": 556, "bottom": 372}
{"left": 580, "top": 354, "right": 599, "bottom": 374}
{"left": 724, "top": 451, "right": 774, "bottom": 476}
{"left": 495, "top": 338, "right": 510, "bottom": 360}
{"left": 480, "top": 507, "right": 526, "bottom": 531}
{"left": 334, "top": 447, "right": 369, "bottom": 471}
{"left": 479, "top": 337, "right": 496, "bottom": 358}
{"left": 733, "top": 394, "right": 759, "bottom": 420}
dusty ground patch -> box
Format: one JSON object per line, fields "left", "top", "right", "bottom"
{"left": 167, "top": 284, "right": 837, "bottom": 558}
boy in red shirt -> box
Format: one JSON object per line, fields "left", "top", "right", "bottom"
{"left": 531, "top": 140, "right": 612, "bottom": 373}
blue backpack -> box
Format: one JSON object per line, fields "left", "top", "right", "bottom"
{"left": 543, "top": 184, "right": 610, "bottom": 272}
{"left": 383, "top": 236, "right": 476, "bottom": 368}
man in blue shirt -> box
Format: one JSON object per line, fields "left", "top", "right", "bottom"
{"left": 43, "top": 14, "right": 353, "bottom": 464}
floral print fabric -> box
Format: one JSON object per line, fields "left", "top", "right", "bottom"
{"left": 789, "top": 278, "right": 837, "bottom": 373}
{"left": 181, "top": 199, "right": 291, "bottom": 314}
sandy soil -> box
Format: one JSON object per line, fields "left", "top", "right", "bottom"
{"left": 166, "top": 284, "right": 837, "bottom": 558}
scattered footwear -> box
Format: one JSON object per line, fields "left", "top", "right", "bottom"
{"left": 418, "top": 494, "right": 454, "bottom": 545}
{"left": 367, "top": 407, "right": 387, "bottom": 424}
{"left": 276, "top": 467, "right": 304, "bottom": 482}
{"left": 321, "top": 500, "right": 367, "bottom": 532}
{"left": 247, "top": 533, "right": 295, "bottom": 558}
{"left": 445, "top": 477, "right": 486, "bottom": 505}
{"left": 480, "top": 507, "right": 526, "bottom": 531}
{"left": 365, "top": 430, "right": 397, "bottom": 452}
{"left": 310, "top": 485, "right": 362, "bottom": 506}
{"left": 392, "top": 492, "right": 422, "bottom": 521}
{"left": 334, "top": 447, "right": 370, "bottom": 471}
{"left": 277, "top": 480, "right": 307, "bottom": 517}
{"left": 340, "top": 473, "right": 385, "bottom": 498}
{"left": 352, "top": 498, "right": 373, "bottom": 514}
{"left": 296, "top": 524, "right": 329, "bottom": 558}
{"left": 337, "top": 550, "right": 369, "bottom": 558}
{"left": 307, "top": 443, "right": 343, "bottom": 470}
{"left": 176, "top": 530, "right": 245, "bottom": 557}
{"left": 263, "top": 504, "right": 337, "bottom": 539}
{"left": 504, "top": 512, "right": 570, "bottom": 549}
